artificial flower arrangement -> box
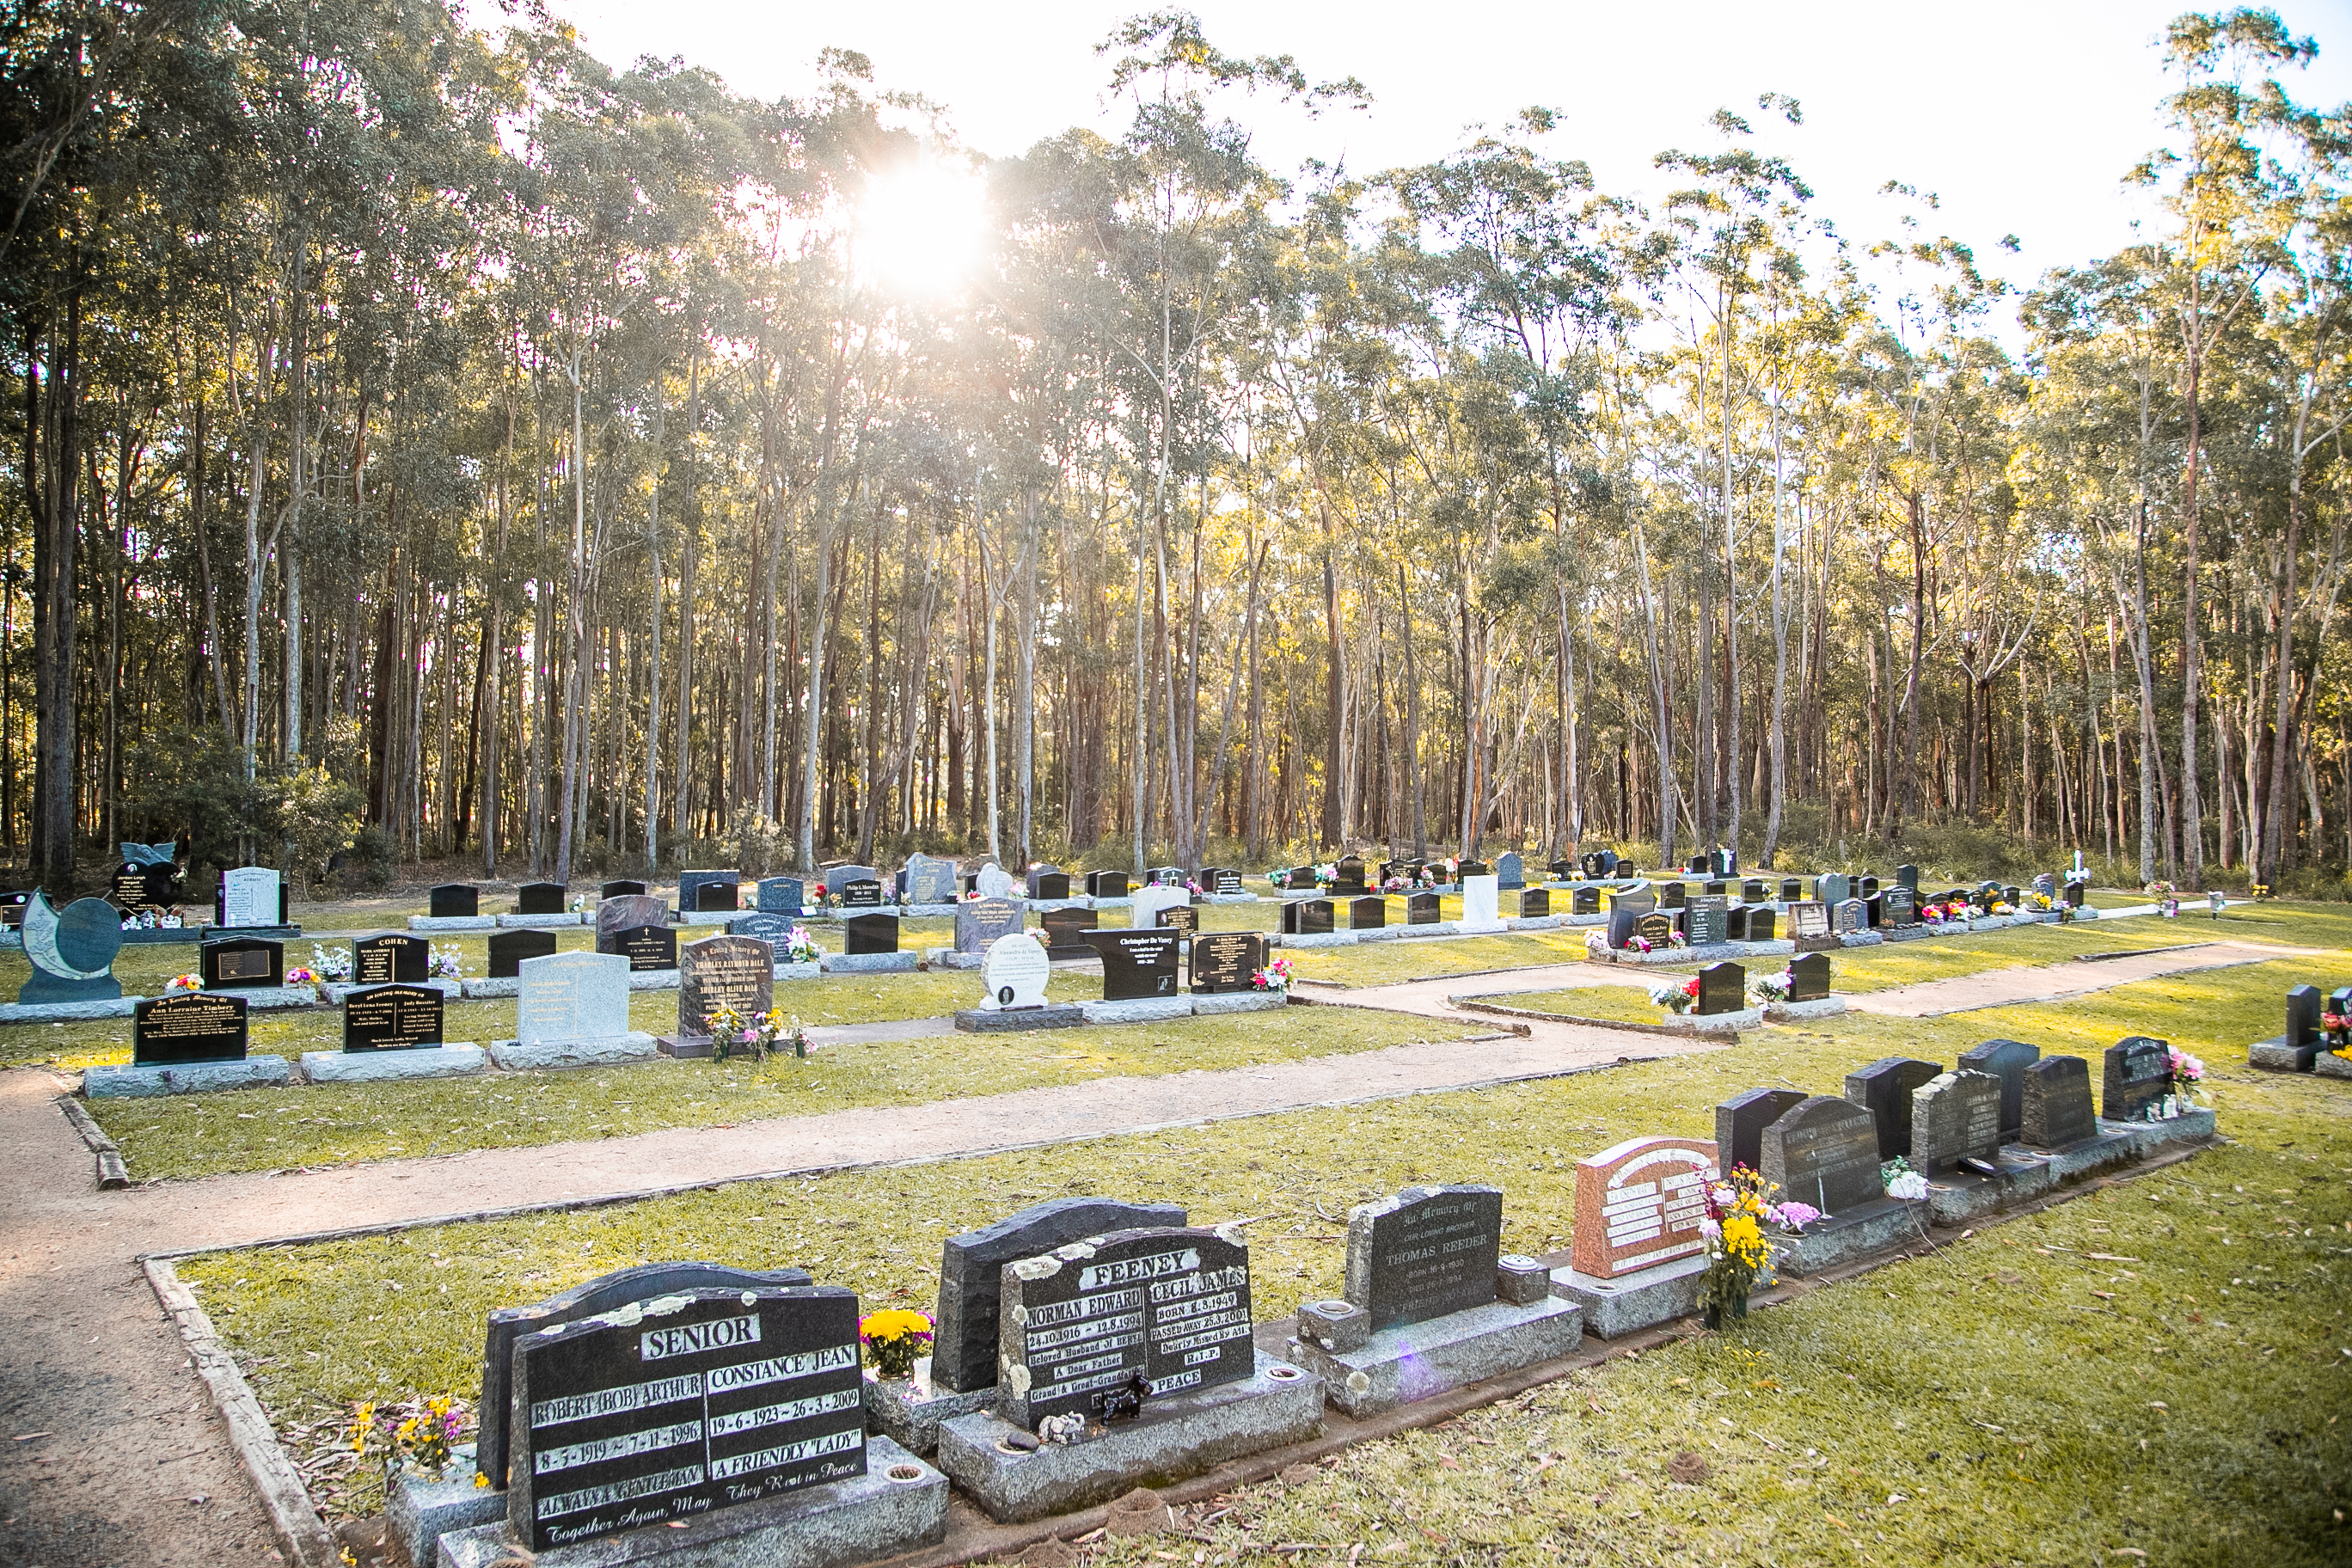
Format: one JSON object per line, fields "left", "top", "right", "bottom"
{"left": 2323, "top": 1009, "right": 2350, "bottom": 1048}
{"left": 427, "top": 942, "right": 465, "bottom": 979}
{"left": 310, "top": 943, "right": 352, "bottom": 981}
{"left": 1252, "top": 956, "right": 1295, "bottom": 991}
{"left": 2029, "top": 891, "right": 2055, "bottom": 910}
{"left": 1696, "top": 1167, "right": 1783, "bottom": 1326}
{"left": 348, "top": 1394, "right": 464, "bottom": 1479}
{"left": 1649, "top": 975, "right": 1700, "bottom": 1014}
{"left": 1381, "top": 874, "right": 1409, "bottom": 893}
{"left": 163, "top": 972, "right": 204, "bottom": 993}
{"left": 2170, "top": 1048, "right": 2209, "bottom": 1105}
{"left": 285, "top": 965, "right": 318, "bottom": 985}
{"left": 1880, "top": 1155, "right": 1930, "bottom": 1202}
{"left": 1185, "top": 878, "right": 1205, "bottom": 897}
{"left": 119, "top": 909, "right": 183, "bottom": 929}
{"left": 782, "top": 924, "right": 824, "bottom": 965}
{"left": 702, "top": 1004, "right": 809, "bottom": 1063}
{"left": 859, "top": 1309, "right": 935, "bottom": 1380}
{"left": 1750, "top": 970, "right": 1794, "bottom": 1005}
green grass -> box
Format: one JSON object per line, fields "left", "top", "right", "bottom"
{"left": 86, "top": 1005, "right": 1451, "bottom": 1180}
{"left": 1467, "top": 985, "right": 1669, "bottom": 1026}
{"left": 176, "top": 952, "right": 2352, "bottom": 1554}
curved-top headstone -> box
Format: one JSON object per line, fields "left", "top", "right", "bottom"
{"left": 1571, "top": 1136, "right": 1718, "bottom": 1280}
{"left": 980, "top": 931, "right": 1051, "bottom": 1011}
{"left": 19, "top": 893, "right": 125, "bottom": 1002}
{"left": 1715, "top": 1087, "right": 1804, "bottom": 1176}
{"left": 1957, "top": 1038, "right": 2042, "bottom": 1142}
{"left": 1759, "top": 1096, "right": 1883, "bottom": 1215}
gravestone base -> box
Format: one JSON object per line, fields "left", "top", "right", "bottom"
{"left": 1397, "top": 921, "right": 1462, "bottom": 939}
{"left": 901, "top": 902, "right": 959, "bottom": 918}
{"left": 677, "top": 910, "right": 746, "bottom": 927}
{"left": 2112, "top": 1106, "right": 2217, "bottom": 1147}
{"left": 1283, "top": 1295, "right": 1582, "bottom": 1418}
{"left": 1773, "top": 1197, "right": 1930, "bottom": 1277}
{"left": 1081, "top": 997, "right": 1194, "bottom": 1025}
{"left": 1277, "top": 931, "right": 1359, "bottom": 948}
{"left": 952, "top": 1004, "right": 1088, "bottom": 1034}
{"left": 222, "top": 984, "right": 318, "bottom": 1010}
{"left": 775, "top": 959, "right": 823, "bottom": 982}
{"left": 625, "top": 970, "right": 683, "bottom": 990}
{"left": 83, "top": 1057, "right": 290, "bottom": 1098}
{"left": 1923, "top": 1155, "right": 2058, "bottom": 1226}
{"left": 302, "top": 1044, "right": 485, "bottom": 1083}
{"left": 2313, "top": 1052, "right": 2352, "bottom": 1081}
{"left": 1202, "top": 892, "right": 1259, "bottom": 904}
{"left": 656, "top": 1033, "right": 720, "bottom": 1058}
{"left": 324, "top": 978, "right": 462, "bottom": 1005}
{"left": 0, "top": 995, "right": 141, "bottom": 1023}
{"left": 434, "top": 1435, "right": 946, "bottom": 1568}
{"left": 1504, "top": 915, "right": 1565, "bottom": 933}
{"left": 935, "top": 1353, "right": 1323, "bottom": 1523}
{"left": 1352, "top": 926, "right": 1405, "bottom": 943}
{"left": 460, "top": 977, "right": 518, "bottom": 999}
{"left": 821, "top": 952, "right": 916, "bottom": 974}
{"left": 862, "top": 1370, "right": 995, "bottom": 1456}
{"left": 204, "top": 922, "right": 303, "bottom": 941}
{"left": 487, "top": 1032, "right": 658, "bottom": 1070}
{"left": 1455, "top": 919, "right": 1509, "bottom": 936}
{"left": 1547, "top": 1253, "right": 1708, "bottom": 1339}
{"left": 2032, "top": 1124, "right": 2148, "bottom": 1182}
{"left": 1024, "top": 897, "right": 1090, "bottom": 914}
{"left": 1191, "top": 990, "right": 1285, "bottom": 1014}
{"left": 494, "top": 912, "right": 585, "bottom": 928}
{"left": 1836, "top": 931, "right": 1888, "bottom": 947}
{"left": 2246, "top": 1035, "right": 2317, "bottom": 1072}
{"left": 1672, "top": 1006, "right": 1761, "bottom": 1032}
{"left": 406, "top": 915, "right": 496, "bottom": 933}
{"left": 1791, "top": 934, "right": 1845, "bottom": 953}
{"left": 924, "top": 948, "right": 986, "bottom": 970}
{"left": 1763, "top": 996, "right": 1847, "bottom": 1021}
{"left": 387, "top": 1447, "right": 505, "bottom": 1568}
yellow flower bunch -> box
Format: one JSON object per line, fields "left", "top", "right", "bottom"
{"left": 1718, "top": 1211, "right": 1771, "bottom": 1269}
{"left": 859, "top": 1308, "right": 935, "bottom": 1378}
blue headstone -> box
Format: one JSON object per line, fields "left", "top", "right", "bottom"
{"left": 18, "top": 894, "right": 126, "bottom": 1003}
{"left": 757, "top": 877, "right": 805, "bottom": 915}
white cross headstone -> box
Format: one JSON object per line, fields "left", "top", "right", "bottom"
{"left": 221, "top": 867, "right": 279, "bottom": 928}
{"left": 1460, "top": 873, "right": 1504, "bottom": 933}
{"left": 980, "top": 931, "right": 1051, "bottom": 1012}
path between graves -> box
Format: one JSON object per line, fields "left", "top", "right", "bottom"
{"left": 1839, "top": 939, "right": 2314, "bottom": 1017}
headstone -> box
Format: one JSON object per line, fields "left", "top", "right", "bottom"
{"left": 353, "top": 933, "right": 429, "bottom": 984}
{"left": 1859, "top": 875, "right": 1880, "bottom": 900}
{"left": 1210, "top": 868, "right": 1244, "bottom": 896}
{"left": 1608, "top": 881, "right": 1655, "bottom": 915}
{"left": 1758, "top": 1097, "right": 1883, "bottom": 1215}
{"left": 1957, "top": 1038, "right": 2042, "bottom": 1142}
{"left": 1457, "top": 860, "right": 1489, "bottom": 880}
{"left": 2286, "top": 984, "right": 2322, "bottom": 1051}
{"left": 113, "top": 858, "right": 182, "bottom": 911}
{"left": 1189, "top": 932, "right": 1265, "bottom": 994}
{"left": 1896, "top": 863, "right": 1920, "bottom": 891}
{"left": 1881, "top": 886, "right": 1916, "bottom": 928}
{"left": 1911, "top": 1069, "right": 2003, "bottom": 1175}
{"left": 756, "top": 877, "right": 805, "bottom": 915}
{"left": 1460, "top": 874, "right": 1501, "bottom": 928}
{"left": 2103, "top": 1037, "right": 2172, "bottom": 1123}
{"left": 1406, "top": 891, "right": 1440, "bottom": 925}
{"left": 342, "top": 983, "right": 445, "bottom": 1051}
{"left": 1864, "top": 892, "right": 1886, "bottom": 929}
{"left": 1703, "top": 879, "right": 1729, "bottom": 897}
{"left": 844, "top": 912, "right": 899, "bottom": 955}
{"left": 1025, "top": 864, "right": 1070, "bottom": 900}
{"left": 1041, "top": 907, "right": 1098, "bottom": 957}
{"left": 1155, "top": 903, "right": 1199, "bottom": 939}
{"left": 518, "top": 952, "right": 632, "bottom": 1044}
{"left": 429, "top": 884, "right": 481, "bottom": 918}
{"left": 1715, "top": 1087, "right": 1806, "bottom": 1174}
{"left": 1148, "top": 867, "right": 1187, "bottom": 888}
{"left": 903, "top": 853, "right": 959, "bottom": 905}
{"left": 1345, "top": 1184, "right": 1504, "bottom": 1330}
{"left": 1633, "top": 910, "right": 1676, "bottom": 948}
{"left": 1517, "top": 888, "right": 1550, "bottom": 918}
{"left": 613, "top": 924, "right": 677, "bottom": 971}
{"left": 1686, "top": 854, "right": 1708, "bottom": 874}
{"left": 487, "top": 928, "right": 560, "bottom": 978}
{"left": 677, "top": 870, "right": 740, "bottom": 912}
{"left": 2021, "top": 1056, "right": 2098, "bottom": 1148}
{"left": 1833, "top": 898, "right": 1868, "bottom": 935}
{"left": 515, "top": 881, "right": 567, "bottom": 916}
{"left": 930, "top": 1199, "right": 1189, "bottom": 1395}
{"left": 1743, "top": 906, "right": 1778, "bottom": 942}
{"left": 1682, "top": 894, "right": 1730, "bottom": 946}
{"left": 955, "top": 897, "right": 1023, "bottom": 955}
{"left": 1349, "top": 895, "right": 1387, "bottom": 929}
{"left": 1284, "top": 867, "right": 1318, "bottom": 891}
{"left": 1331, "top": 855, "right": 1369, "bottom": 895}
{"left": 1494, "top": 852, "right": 1524, "bottom": 890}
{"left": 1130, "top": 885, "right": 1191, "bottom": 931}
{"left": 132, "top": 992, "right": 249, "bottom": 1064}
{"left": 974, "top": 864, "right": 1017, "bottom": 900}
{"left": 1571, "top": 885, "right": 1601, "bottom": 916}
{"left": 1739, "top": 879, "right": 1767, "bottom": 903}
{"left": 199, "top": 936, "right": 284, "bottom": 990}
{"left": 1281, "top": 898, "right": 1335, "bottom": 935}
{"left": 1779, "top": 878, "right": 1804, "bottom": 903}
{"left": 1086, "top": 929, "right": 1181, "bottom": 1000}
{"left": 2064, "top": 879, "right": 2086, "bottom": 909}
{"left": 837, "top": 877, "right": 885, "bottom": 910}
{"left": 1789, "top": 901, "right": 1829, "bottom": 940}
{"left": 1694, "top": 961, "right": 1745, "bottom": 1015}
{"left": 505, "top": 1285, "right": 866, "bottom": 1553}
{"left": 678, "top": 934, "right": 775, "bottom": 1039}
{"left": 1657, "top": 882, "right": 1687, "bottom": 910}
{"left": 822, "top": 865, "right": 877, "bottom": 897}
{"left": 1843, "top": 1057, "right": 1942, "bottom": 1160}
{"left": 1816, "top": 873, "right": 1851, "bottom": 907}
{"left": 996, "top": 1226, "right": 1253, "bottom": 1429}
{"left": 726, "top": 912, "right": 796, "bottom": 943}
{"left": 977, "top": 931, "right": 1053, "bottom": 1012}
{"left": 1712, "top": 848, "right": 1736, "bottom": 877}
{"left": 595, "top": 894, "right": 671, "bottom": 947}
{"left": 2032, "top": 873, "right": 2057, "bottom": 899}
{"left": 599, "top": 879, "right": 647, "bottom": 901}
{"left": 1085, "top": 870, "right": 1130, "bottom": 899}
{"left": 1786, "top": 951, "right": 1831, "bottom": 1002}
{"left": 1568, "top": 1136, "right": 1718, "bottom": 1279}
{"left": 220, "top": 867, "right": 280, "bottom": 928}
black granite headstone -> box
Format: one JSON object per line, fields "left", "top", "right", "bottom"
{"left": 352, "top": 933, "right": 428, "bottom": 984}
{"left": 1785, "top": 950, "right": 1830, "bottom": 1001}
{"left": 199, "top": 936, "right": 284, "bottom": 990}
{"left": 2286, "top": 984, "right": 2322, "bottom": 1051}
{"left": 1715, "top": 1087, "right": 1806, "bottom": 1174}
{"left": 2021, "top": 1056, "right": 2097, "bottom": 1148}
{"left": 1085, "top": 870, "right": 1130, "bottom": 899}
{"left": 2103, "top": 1037, "right": 2172, "bottom": 1123}
{"left": 1155, "top": 903, "right": 1199, "bottom": 939}
{"left": 1571, "top": 885, "right": 1601, "bottom": 916}
{"left": 844, "top": 912, "right": 898, "bottom": 954}
{"left": 598, "top": 879, "right": 647, "bottom": 900}
{"left": 1743, "top": 906, "right": 1778, "bottom": 942}
{"left": 1087, "top": 929, "right": 1180, "bottom": 1000}
{"left": 342, "top": 983, "right": 444, "bottom": 1050}
{"left": 930, "top": 1197, "right": 1189, "bottom": 1394}
{"left": 1346, "top": 1184, "right": 1503, "bottom": 1331}
{"left": 1957, "top": 1038, "right": 2042, "bottom": 1142}
{"left": 1331, "top": 855, "right": 1369, "bottom": 895}
{"left": 487, "top": 928, "right": 559, "bottom": 978}
{"left": 1041, "top": 907, "right": 1099, "bottom": 957}
{"left": 428, "top": 884, "right": 480, "bottom": 918}
{"left": 516, "top": 881, "right": 567, "bottom": 915}
{"left": 1694, "top": 960, "right": 1745, "bottom": 1014}
{"left": 1779, "top": 878, "right": 1804, "bottom": 903}
{"left": 1843, "top": 1056, "right": 1942, "bottom": 1160}
{"left": 1190, "top": 932, "right": 1266, "bottom": 994}
{"left": 1517, "top": 888, "right": 1550, "bottom": 918}
{"left": 1026, "top": 864, "right": 1070, "bottom": 900}
{"left": 1759, "top": 1097, "right": 1883, "bottom": 1214}
{"left": 132, "top": 992, "right": 249, "bottom": 1065}
{"left": 1282, "top": 899, "right": 1335, "bottom": 935}
{"left": 614, "top": 925, "right": 678, "bottom": 971}
{"left": 1406, "top": 891, "right": 1441, "bottom": 925}
{"left": 1349, "top": 895, "right": 1387, "bottom": 929}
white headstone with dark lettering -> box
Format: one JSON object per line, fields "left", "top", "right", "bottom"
{"left": 979, "top": 933, "right": 1050, "bottom": 1012}
{"left": 222, "top": 867, "right": 279, "bottom": 928}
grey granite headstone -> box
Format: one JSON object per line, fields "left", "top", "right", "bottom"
{"left": 2021, "top": 1056, "right": 2097, "bottom": 1148}
{"left": 1911, "top": 1069, "right": 2002, "bottom": 1175}
{"left": 677, "top": 934, "right": 775, "bottom": 1038}
{"left": 1844, "top": 1057, "right": 1941, "bottom": 1159}
{"left": 1494, "top": 852, "right": 1524, "bottom": 890}
{"left": 1957, "top": 1038, "right": 2041, "bottom": 1142}
{"left": 1344, "top": 1184, "right": 1503, "bottom": 1331}
{"left": 726, "top": 911, "right": 796, "bottom": 943}
{"left": 903, "top": 853, "right": 959, "bottom": 905}
{"left": 757, "top": 877, "right": 805, "bottom": 915}
{"left": 220, "top": 867, "right": 280, "bottom": 928}
{"left": 517, "top": 951, "right": 631, "bottom": 1044}
{"left": 956, "top": 897, "right": 1024, "bottom": 955}
{"left": 824, "top": 864, "right": 877, "bottom": 897}
{"left": 1715, "top": 1087, "right": 1805, "bottom": 1175}
{"left": 1683, "top": 895, "right": 1730, "bottom": 947}
{"left": 931, "top": 1197, "right": 1187, "bottom": 1394}
{"left": 1759, "top": 1096, "right": 1883, "bottom": 1214}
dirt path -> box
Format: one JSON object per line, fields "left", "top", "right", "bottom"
{"left": 1842, "top": 939, "right": 2312, "bottom": 1017}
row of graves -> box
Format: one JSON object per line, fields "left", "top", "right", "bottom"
{"left": 2246, "top": 982, "right": 2352, "bottom": 1080}
{"left": 383, "top": 1036, "right": 2217, "bottom": 1567}
{"left": 1585, "top": 865, "right": 2067, "bottom": 966}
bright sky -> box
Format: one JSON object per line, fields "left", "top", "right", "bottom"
{"left": 536, "top": 0, "right": 2352, "bottom": 319}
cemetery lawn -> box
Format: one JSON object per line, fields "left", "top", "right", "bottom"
{"left": 180, "top": 952, "right": 2349, "bottom": 1553}
{"left": 82, "top": 1006, "right": 1454, "bottom": 1180}
{"left": 1456, "top": 986, "right": 1669, "bottom": 1026}
{"left": 1286, "top": 928, "right": 1597, "bottom": 985}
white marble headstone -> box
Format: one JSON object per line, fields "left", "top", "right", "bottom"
{"left": 980, "top": 932, "right": 1051, "bottom": 1012}
{"left": 517, "top": 951, "right": 631, "bottom": 1043}
{"left": 1460, "top": 874, "right": 1504, "bottom": 932}
{"left": 975, "top": 863, "right": 1017, "bottom": 899}
{"left": 221, "top": 866, "right": 279, "bottom": 928}
{"left": 1130, "top": 885, "right": 1190, "bottom": 929}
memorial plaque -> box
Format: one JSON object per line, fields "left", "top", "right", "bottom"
{"left": 2021, "top": 1056, "right": 2097, "bottom": 1148}
{"left": 956, "top": 897, "right": 1024, "bottom": 955}
{"left": 903, "top": 854, "right": 959, "bottom": 905}
{"left": 199, "top": 936, "right": 284, "bottom": 991}
{"left": 838, "top": 878, "right": 885, "bottom": 910}
{"left": 1759, "top": 1097, "right": 1883, "bottom": 1214}
{"left": 1086, "top": 929, "right": 1180, "bottom": 1000}
{"left": 1833, "top": 898, "right": 1868, "bottom": 934}
{"left": 678, "top": 934, "right": 775, "bottom": 1038}
{"left": 1517, "top": 888, "right": 1551, "bottom": 918}
{"left": 1344, "top": 1184, "right": 1504, "bottom": 1331}
{"left": 1282, "top": 898, "right": 1335, "bottom": 936}
{"left": 342, "top": 983, "right": 444, "bottom": 1051}
{"left": 600, "top": 879, "right": 648, "bottom": 901}
{"left": 1155, "top": 903, "right": 1200, "bottom": 939}
{"left": 221, "top": 867, "right": 280, "bottom": 928}
{"left": 1570, "top": 1136, "right": 1718, "bottom": 1279}
{"left": 1634, "top": 910, "right": 1676, "bottom": 946}
{"left": 1912, "top": 1069, "right": 2003, "bottom": 1175}
{"left": 1406, "top": 891, "right": 1441, "bottom": 925}
{"left": 1025, "top": 864, "right": 1071, "bottom": 901}
{"left": 756, "top": 878, "right": 805, "bottom": 916}
{"left": 1957, "top": 1038, "right": 2042, "bottom": 1142}
{"left": 1211, "top": 869, "right": 1244, "bottom": 896}
{"left": 2103, "top": 1037, "right": 2172, "bottom": 1123}
{"left": 615, "top": 925, "right": 678, "bottom": 972}
{"left": 1683, "top": 894, "right": 1730, "bottom": 946}
{"left": 1844, "top": 1057, "right": 1940, "bottom": 1160}
{"left": 517, "top": 881, "right": 568, "bottom": 916}
{"left": 429, "top": 884, "right": 481, "bottom": 918}
{"left": 1349, "top": 895, "right": 1387, "bottom": 930}
{"left": 1694, "top": 960, "right": 1745, "bottom": 1014}
{"left": 353, "top": 933, "right": 428, "bottom": 985}
{"left": 597, "top": 895, "right": 671, "bottom": 947}
{"left": 1189, "top": 932, "right": 1265, "bottom": 994}
{"left": 677, "top": 871, "right": 740, "bottom": 913}
{"left": 506, "top": 1286, "right": 865, "bottom": 1553}
{"left": 1041, "top": 907, "right": 1098, "bottom": 957}
{"left": 931, "top": 1198, "right": 1187, "bottom": 1395}
{"left": 980, "top": 932, "right": 1052, "bottom": 1010}
{"left": 1571, "top": 885, "right": 1601, "bottom": 916}
{"left": 1715, "top": 1087, "right": 1805, "bottom": 1175}
{"left": 518, "top": 952, "right": 632, "bottom": 1044}
{"left": 132, "top": 992, "right": 249, "bottom": 1065}
{"left": 843, "top": 913, "right": 898, "bottom": 955}
{"left": 1084, "top": 870, "right": 1130, "bottom": 899}
{"left": 488, "top": 928, "right": 559, "bottom": 978}
{"left": 997, "top": 1227, "right": 1254, "bottom": 1429}
{"left": 1789, "top": 900, "right": 1829, "bottom": 939}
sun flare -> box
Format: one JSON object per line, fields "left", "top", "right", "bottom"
{"left": 855, "top": 158, "right": 989, "bottom": 298}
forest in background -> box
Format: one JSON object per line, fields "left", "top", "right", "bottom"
{"left": 4, "top": 3, "right": 2349, "bottom": 895}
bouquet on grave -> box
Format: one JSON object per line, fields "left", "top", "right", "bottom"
{"left": 1880, "top": 1155, "right": 1930, "bottom": 1202}
{"left": 1382, "top": 874, "right": 1409, "bottom": 893}
{"left": 1697, "top": 1166, "right": 1781, "bottom": 1320}
{"left": 1313, "top": 861, "right": 1338, "bottom": 889}
{"left": 1648, "top": 975, "right": 1700, "bottom": 1015}
{"left": 285, "top": 965, "right": 319, "bottom": 985}
{"left": 859, "top": 1309, "right": 934, "bottom": 1380}
{"left": 1185, "top": 878, "right": 1205, "bottom": 897}
{"left": 2323, "top": 1010, "right": 2350, "bottom": 1047}
{"left": 1252, "top": 956, "right": 1295, "bottom": 991}
{"left": 703, "top": 1004, "right": 808, "bottom": 1063}
{"left": 163, "top": 972, "right": 204, "bottom": 993}
{"left": 427, "top": 942, "right": 465, "bottom": 979}
{"left": 2169, "top": 1048, "right": 2209, "bottom": 1105}
{"left": 348, "top": 1394, "right": 465, "bottom": 1479}
{"left": 1750, "top": 970, "right": 1793, "bottom": 1005}
{"left": 783, "top": 924, "right": 824, "bottom": 965}
{"left": 311, "top": 943, "right": 352, "bottom": 981}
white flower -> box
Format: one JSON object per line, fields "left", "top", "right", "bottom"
{"left": 1886, "top": 1172, "right": 1930, "bottom": 1201}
